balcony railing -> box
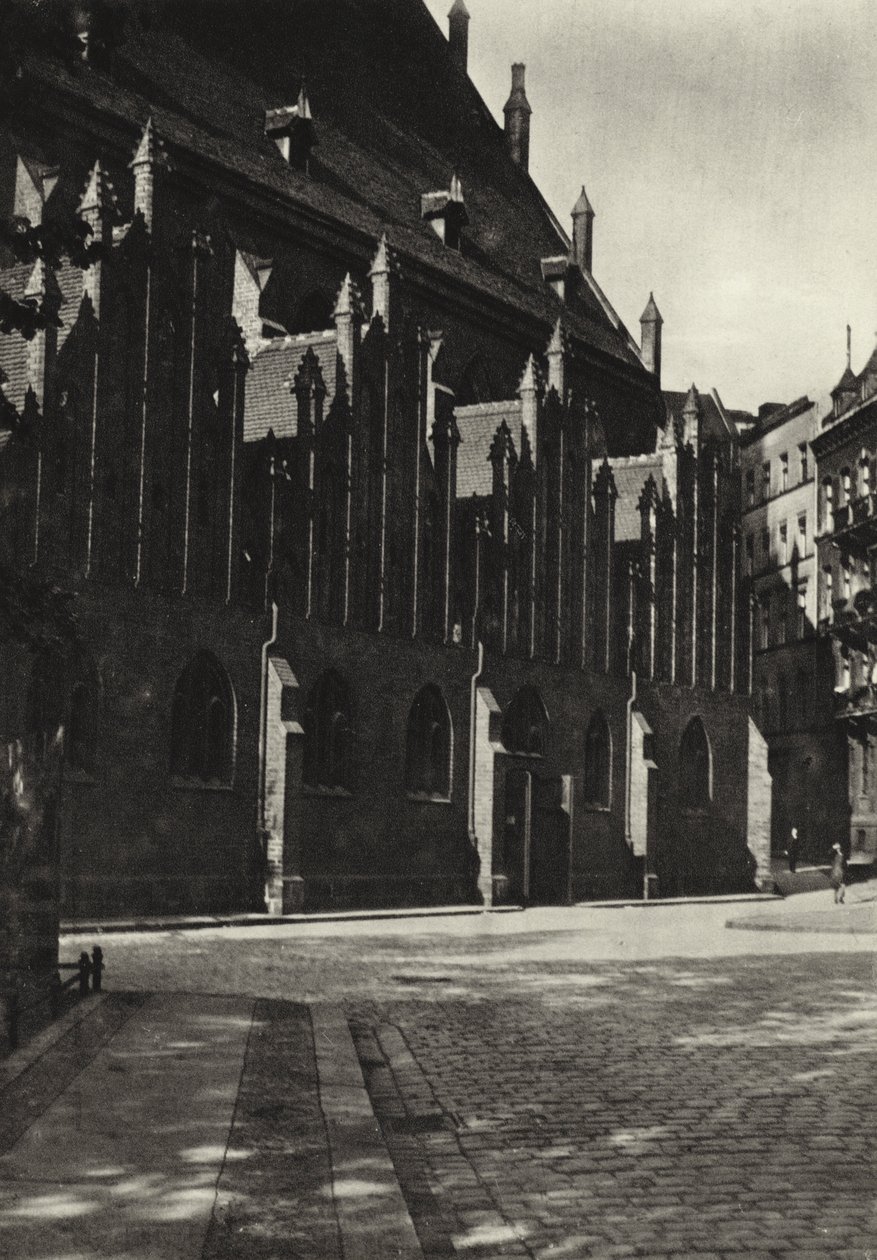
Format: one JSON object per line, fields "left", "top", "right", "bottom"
{"left": 833, "top": 491, "right": 877, "bottom": 550}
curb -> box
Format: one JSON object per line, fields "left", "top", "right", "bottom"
{"left": 0, "top": 994, "right": 106, "bottom": 1091}
{"left": 313, "top": 1004, "right": 424, "bottom": 1259}
{"left": 61, "top": 894, "right": 781, "bottom": 936}
{"left": 61, "top": 904, "right": 523, "bottom": 936}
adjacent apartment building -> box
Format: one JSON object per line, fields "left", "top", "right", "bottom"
{"left": 811, "top": 345, "right": 877, "bottom": 867}
{"left": 739, "top": 397, "right": 843, "bottom": 861}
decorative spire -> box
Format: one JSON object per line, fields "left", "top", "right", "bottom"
{"left": 503, "top": 64, "right": 532, "bottom": 170}
{"left": 489, "top": 418, "right": 516, "bottom": 466}
{"left": 572, "top": 185, "right": 594, "bottom": 218}
{"left": 640, "top": 293, "right": 663, "bottom": 381}
{"left": 640, "top": 292, "right": 662, "bottom": 325}
{"left": 517, "top": 353, "right": 539, "bottom": 396}
{"left": 369, "top": 233, "right": 395, "bottom": 328}
{"left": 77, "top": 161, "right": 118, "bottom": 242}
{"left": 571, "top": 185, "right": 595, "bottom": 273}
{"left": 369, "top": 232, "right": 391, "bottom": 278}
{"left": 129, "top": 118, "right": 169, "bottom": 230}
{"left": 448, "top": 0, "right": 470, "bottom": 75}
{"left": 546, "top": 318, "right": 566, "bottom": 397}
{"left": 332, "top": 272, "right": 363, "bottom": 320}
{"left": 130, "top": 117, "right": 155, "bottom": 169}
{"left": 297, "top": 81, "right": 312, "bottom": 122}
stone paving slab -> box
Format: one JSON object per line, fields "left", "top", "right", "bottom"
{"left": 0, "top": 991, "right": 423, "bottom": 1260}
{"left": 0, "top": 993, "right": 253, "bottom": 1258}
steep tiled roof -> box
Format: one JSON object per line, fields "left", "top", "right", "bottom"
{"left": 0, "top": 258, "right": 85, "bottom": 412}
{"left": 662, "top": 389, "right": 753, "bottom": 444}
{"left": 244, "top": 330, "right": 337, "bottom": 442}
{"left": 610, "top": 456, "right": 664, "bottom": 542}
{"left": 16, "top": 0, "right": 645, "bottom": 373}
{"left": 455, "top": 401, "right": 523, "bottom": 499}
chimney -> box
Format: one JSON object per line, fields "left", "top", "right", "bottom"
{"left": 503, "top": 64, "right": 532, "bottom": 171}
{"left": 639, "top": 292, "right": 663, "bottom": 382}
{"left": 448, "top": 0, "right": 470, "bottom": 76}
{"left": 570, "top": 186, "right": 594, "bottom": 273}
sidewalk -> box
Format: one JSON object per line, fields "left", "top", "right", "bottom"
{"left": 60, "top": 892, "right": 778, "bottom": 938}
{"left": 727, "top": 875, "right": 877, "bottom": 935}
{"left": 0, "top": 992, "right": 423, "bottom": 1260}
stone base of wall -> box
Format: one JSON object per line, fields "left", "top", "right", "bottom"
{"left": 300, "top": 875, "right": 479, "bottom": 913}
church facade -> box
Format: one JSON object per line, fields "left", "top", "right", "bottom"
{"left": 0, "top": 0, "right": 771, "bottom": 918}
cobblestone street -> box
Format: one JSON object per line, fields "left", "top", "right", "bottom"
{"left": 51, "top": 904, "right": 877, "bottom": 1258}
{"left": 351, "top": 951, "right": 877, "bottom": 1258}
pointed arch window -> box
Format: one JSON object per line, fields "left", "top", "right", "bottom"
{"left": 679, "top": 716, "right": 711, "bottom": 809}
{"left": 583, "top": 710, "right": 611, "bottom": 808}
{"left": 502, "top": 686, "right": 549, "bottom": 757}
{"left": 303, "top": 670, "right": 353, "bottom": 791}
{"left": 405, "top": 685, "right": 452, "bottom": 799}
{"left": 170, "top": 652, "right": 235, "bottom": 784}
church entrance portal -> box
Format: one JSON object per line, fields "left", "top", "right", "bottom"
{"left": 503, "top": 768, "right": 570, "bottom": 905}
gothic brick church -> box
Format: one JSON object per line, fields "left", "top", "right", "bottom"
{"left": 0, "top": 0, "right": 771, "bottom": 918}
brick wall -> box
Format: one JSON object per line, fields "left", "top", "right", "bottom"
{"left": 57, "top": 584, "right": 269, "bottom": 919}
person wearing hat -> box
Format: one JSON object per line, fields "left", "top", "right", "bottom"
{"left": 830, "top": 843, "right": 847, "bottom": 904}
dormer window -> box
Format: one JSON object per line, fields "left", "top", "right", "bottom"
{"left": 264, "top": 85, "right": 314, "bottom": 172}
{"left": 540, "top": 255, "right": 568, "bottom": 301}
{"left": 421, "top": 173, "right": 469, "bottom": 250}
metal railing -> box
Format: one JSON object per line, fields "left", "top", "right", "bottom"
{"left": 2, "top": 946, "right": 104, "bottom": 1053}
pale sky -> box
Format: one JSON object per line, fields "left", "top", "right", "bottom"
{"left": 423, "top": 0, "right": 877, "bottom": 412}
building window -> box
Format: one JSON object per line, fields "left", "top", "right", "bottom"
{"left": 679, "top": 717, "right": 711, "bottom": 809}
{"left": 776, "top": 589, "right": 787, "bottom": 645}
{"left": 503, "top": 686, "right": 549, "bottom": 756}
{"left": 861, "top": 455, "right": 871, "bottom": 498}
{"left": 170, "top": 652, "right": 235, "bottom": 784}
{"left": 583, "top": 710, "right": 612, "bottom": 808}
{"left": 797, "top": 583, "right": 807, "bottom": 638}
{"left": 67, "top": 682, "right": 97, "bottom": 773}
{"left": 405, "top": 685, "right": 452, "bottom": 799}
{"left": 761, "top": 527, "right": 770, "bottom": 567}
{"left": 862, "top": 739, "right": 871, "bottom": 797}
{"left": 745, "top": 469, "right": 755, "bottom": 507}
{"left": 762, "top": 461, "right": 771, "bottom": 501}
{"left": 841, "top": 467, "right": 851, "bottom": 506}
{"left": 761, "top": 596, "right": 771, "bottom": 650}
{"left": 843, "top": 563, "right": 852, "bottom": 603}
{"left": 821, "top": 566, "right": 833, "bottom": 621}
{"left": 799, "top": 442, "right": 809, "bottom": 483}
{"left": 303, "top": 671, "right": 353, "bottom": 791}
{"left": 779, "top": 523, "right": 788, "bottom": 567}
{"left": 797, "top": 513, "right": 807, "bottom": 559}
{"left": 822, "top": 478, "right": 834, "bottom": 532}
{"left": 745, "top": 534, "right": 754, "bottom": 576}
{"left": 780, "top": 452, "right": 789, "bottom": 491}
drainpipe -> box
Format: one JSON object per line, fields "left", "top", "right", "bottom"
{"left": 625, "top": 665, "right": 637, "bottom": 853}
{"left": 468, "top": 638, "right": 485, "bottom": 844}
{"left": 257, "top": 600, "right": 279, "bottom": 836}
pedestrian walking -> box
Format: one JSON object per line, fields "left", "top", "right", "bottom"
{"left": 787, "top": 826, "right": 800, "bottom": 874}
{"left": 829, "top": 843, "right": 846, "bottom": 905}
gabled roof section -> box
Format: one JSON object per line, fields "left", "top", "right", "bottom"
{"left": 245, "top": 330, "right": 338, "bottom": 442}
{"left": 609, "top": 455, "right": 666, "bottom": 541}
{"left": 455, "top": 401, "right": 523, "bottom": 498}
{"left": 14, "top": 0, "right": 646, "bottom": 373}
{"left": 662, "top": 387, "right": 753, "bottom": 445}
